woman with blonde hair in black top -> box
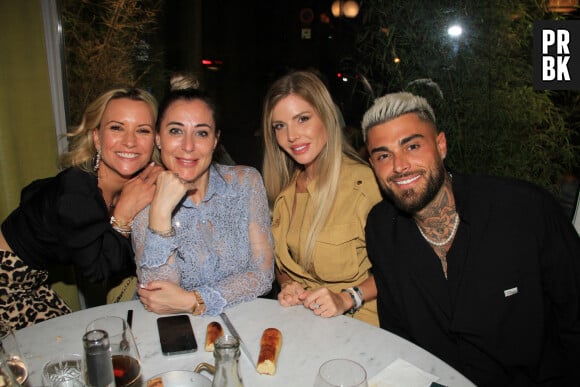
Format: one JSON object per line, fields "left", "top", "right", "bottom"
{"left": 0, "top": 87, "right": 163, "bottom": 330}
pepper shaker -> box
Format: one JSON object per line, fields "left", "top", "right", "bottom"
{"left": 83, "top": 329, "right": 115, "bottom": 387}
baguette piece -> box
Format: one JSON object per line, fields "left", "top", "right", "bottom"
{"left": 256, "top": 328, "right": 282, "bottom": 375}
{"left": 205, "top": 321, "right": 224, "bottom": 352}
{"left": 146, "top": 377, "right": 164, "bottom": 387}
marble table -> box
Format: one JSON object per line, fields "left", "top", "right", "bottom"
{"left": 15, "top": 298, "right": 475, "bottom": 386}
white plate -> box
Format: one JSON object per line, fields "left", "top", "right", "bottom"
{"left": 146, "top": 370, "right": 212, "bottom": 387}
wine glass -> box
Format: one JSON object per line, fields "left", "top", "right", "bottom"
{"left": 314, "top": 358, "right": 368, "bottom": 387}
{"left": 0, "top": 321, "right": 28, "bottom": 385}
{"left": 86, "top": 316, "right": 141, "bottom": 387}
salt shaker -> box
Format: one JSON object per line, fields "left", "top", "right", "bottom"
{"left": 83, "top": 329, "right": 115, "bottom": 387}
{"left": 212, "top": 335, "right": 244, "bottom": 387}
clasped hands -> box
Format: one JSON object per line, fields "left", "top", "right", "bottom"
{"left": 138, "top": 280, "right": 201, "bottom": 315}
{"left": 278, "top": 281, "right": 353, "bottom": 318}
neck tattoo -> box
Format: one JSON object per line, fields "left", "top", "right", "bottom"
{"left": 416, "top": 212, "right": 459, "bottom": 280}
{"left": 416, "top": 212, "right": 460, "bottom": 247}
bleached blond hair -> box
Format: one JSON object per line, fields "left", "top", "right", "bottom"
{"left": 361, "top": 92, "right": 436, "bottom": 143}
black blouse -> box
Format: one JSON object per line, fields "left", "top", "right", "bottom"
{"left": 1, "top": 168, "right": 134, "bottom": 282}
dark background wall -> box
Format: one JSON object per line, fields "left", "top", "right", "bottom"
{"left": 161, "top": 0, "right": 362, "bottom": 169}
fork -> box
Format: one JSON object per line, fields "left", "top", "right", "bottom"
{"left": 120, "top": 318, "right": 130, "bottom": 352}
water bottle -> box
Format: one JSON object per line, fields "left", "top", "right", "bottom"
{"left": 212, "top": 335, "right": 244, "bottom": 387}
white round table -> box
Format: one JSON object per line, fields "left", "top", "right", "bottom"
{"left": 15, "top": 298, "right": 475, "bottom": 386}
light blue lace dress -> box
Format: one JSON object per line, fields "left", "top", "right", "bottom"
{"left": 132, "top": 164, "right": 274, "bottom": 315}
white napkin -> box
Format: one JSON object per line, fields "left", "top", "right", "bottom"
{"left": 369, "top": 358, "right": 440, "bottom": 387}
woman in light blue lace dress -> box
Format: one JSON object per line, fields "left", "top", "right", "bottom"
{"left": 132, "top": 78, "right": 274, "bottom": 316}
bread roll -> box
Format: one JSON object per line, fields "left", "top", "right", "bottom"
{"left": 205, "top": 321, "right": 224, "bottom": 352}
{"left": 256, "top": 328, "right": 282, "bottom": 375}
{"left": 146, "top": 377, "right": 163, "bottom": 387}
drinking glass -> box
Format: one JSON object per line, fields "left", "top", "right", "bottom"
{"left": 0, "top": 321, "right": 28, "bottom": 385}
{"left": 313, "top": 358, "right": 368, "bottom": 387}
{"left": 42, "top": 353, "right": 84, "bottom": 387}
{"left": 0, "top": 352, "right": 19, "bottom": 387}
{"left": 86, "top": 316, "right": 141, "bottom": 387}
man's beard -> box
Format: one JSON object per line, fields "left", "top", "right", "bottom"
{"left": 380, "top": 163, "right": 446, "bottom": 214}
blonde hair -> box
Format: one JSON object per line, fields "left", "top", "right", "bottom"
{"left": 361, "top": 92, "right": 436, "bottom": 142}
{"left": 59, "top": 88, "right": 158, "bottom": 172}
{"left": 261, "top": 71, "right": 364, "bottom": 273}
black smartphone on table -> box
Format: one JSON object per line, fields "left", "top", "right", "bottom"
{"left": 156, "top": 315, "right": 198, "bottom": 355}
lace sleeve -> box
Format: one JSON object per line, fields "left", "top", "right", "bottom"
{"left": 131, "top": 206, "right": 181, "bottom": 285}
{"left": 132, "top": 166, "right": 274, "bottom": 315}
{"left": 200, "top": 168, "right": 274, "bottom": 315}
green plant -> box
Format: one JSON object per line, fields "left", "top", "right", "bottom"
{"left": 353, "top": 0, "right": 578, "bottom": 192}
{"left": 62, "top": 0, "right": 164, "bottom": 125}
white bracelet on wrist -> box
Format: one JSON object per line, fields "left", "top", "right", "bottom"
{"left": 341, "top": 287, "right": 363, "bottom": 314}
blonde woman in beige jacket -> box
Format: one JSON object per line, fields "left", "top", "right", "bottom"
{"left": 261, "top": 71, "right": 382, "bottom": 326}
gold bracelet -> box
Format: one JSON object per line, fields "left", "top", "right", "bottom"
{"left": 148, "top": 225, "right": 176, "bottom": 238}
{"left": 112, "top": 225, "right": 131, "bottom": 235}
{"left": 110, "top": 216, "right": 132, "bottom": 235}
{"left": 191, "top": 290, "right": 206, "bottom": 315}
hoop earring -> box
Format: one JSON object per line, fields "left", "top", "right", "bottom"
{"left": 93, "top": 149, "right": 101, "bottom": 171}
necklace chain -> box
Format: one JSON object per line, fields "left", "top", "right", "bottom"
{"left": 416, "top": 212, "right": 460, "bottom": 247}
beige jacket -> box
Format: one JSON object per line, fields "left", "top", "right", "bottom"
{"left": 271, "top": 157, "right": 382, "bottom": 326}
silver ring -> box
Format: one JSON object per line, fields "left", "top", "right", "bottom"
{"left": 313, "top": 303, "right": 320, "bottom": 309}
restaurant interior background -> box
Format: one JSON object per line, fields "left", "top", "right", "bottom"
{"left": 59, "top": 0, "right": 580, "bottom": 191}
{"left": 0, "top": 0, "right": 579, "bottom": 309}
